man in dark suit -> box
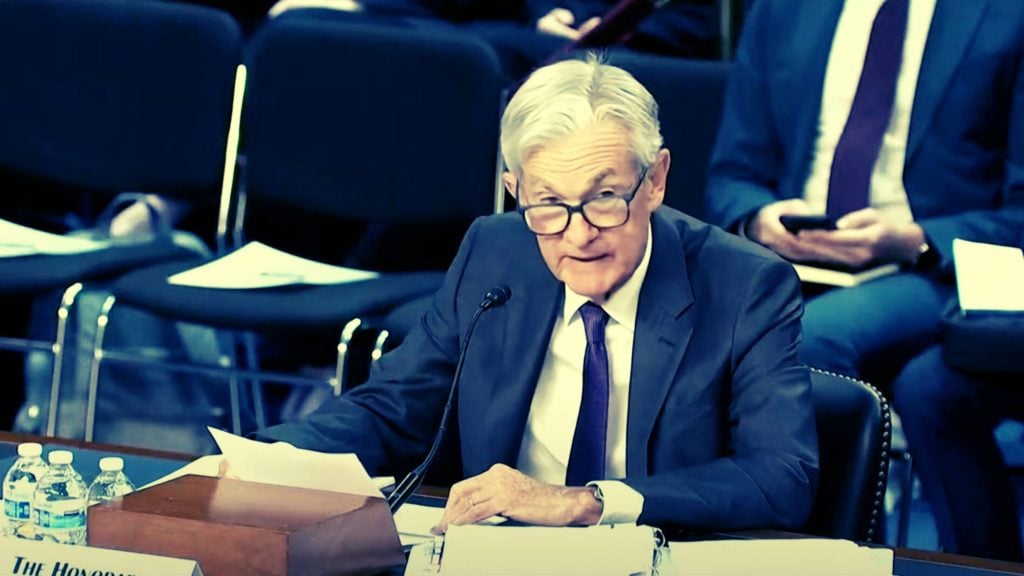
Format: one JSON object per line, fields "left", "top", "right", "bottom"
{"left": 705, "top": 0, "right": 1024, "bottom": 559}
{"left": 259, "top": 56, "right": 817, "bottom": 532}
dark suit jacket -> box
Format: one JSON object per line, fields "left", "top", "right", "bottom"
{"left": 706, "top": 0, "right": 1024, "bottom": 274}
{"left": 260, "top": 207, "right": 818, "bottom": 531}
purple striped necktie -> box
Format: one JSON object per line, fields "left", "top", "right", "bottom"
{"left": 566, "top": 302, "right": 610, "bottom": 487}
{"left": 827, "top": 0, "right": 909, "bottom": 217}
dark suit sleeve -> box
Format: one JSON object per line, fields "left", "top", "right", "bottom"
{"left": 255, "top": 220, "right": 483, "bottom": 475}
{"left": 626, "top": 256, "right": 819, "bottom": 530}
{"left": 916, "top": 41, "right": 1024, "bottom": 274}
{"left": 704, "top": 0, "right": 785, "bottom": 232}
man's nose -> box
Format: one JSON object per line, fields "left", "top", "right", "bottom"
{"left": 562, "top": 211, "right": 599, "bottom": 246}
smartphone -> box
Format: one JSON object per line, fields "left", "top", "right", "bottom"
{"left": 779, "top": 214, "right": 838, "bottom": 233}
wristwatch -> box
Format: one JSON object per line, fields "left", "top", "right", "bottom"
{"left": 914, "top": 241, "right": 939, "bottom": 271}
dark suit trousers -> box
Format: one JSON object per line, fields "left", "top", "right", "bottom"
{"left": 798, "top": 272, "right": 955, "bottom": 385}
{"left": 893, "top": 346, "right": 1024, "bottom": 561}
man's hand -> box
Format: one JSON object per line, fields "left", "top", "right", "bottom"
{"left": 431, "top": 464, "right": 603, "bottom": 534}
{"left": 797, "top": 208, "right": 927, "bottom": 268}
{"left": 750, "top": 201, "right": 926, "bottom": 267}
{"left": 536, "top": 8, "right": 601, "bottom": 40}
{"left": 747, "top": 198, "right": 827, "bottom": 262}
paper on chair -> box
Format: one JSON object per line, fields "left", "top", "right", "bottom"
{"left": 662, "top": 538, "right": 892, "bottom": 576}
{"left": 953, "top": 239, "right": 1024, "bottom": 314}
{"left": 167, "top": 241, "right": 379, "bottom": 289}
{"left": 208, "top": 427, "right": 383, "bottom": 498}
{"left": 0, "top": 218, "right": 109, "bottom": 257}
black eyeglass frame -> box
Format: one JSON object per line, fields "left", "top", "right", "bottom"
{"left": 515, "top": 166, "right": 650, "bottom": 236}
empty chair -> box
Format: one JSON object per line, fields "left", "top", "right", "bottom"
{"left": 0, "top": 0, "right": 242, "bottom": 434}
{"left": 85, "top": 15, "right": 505, "bottom": 440}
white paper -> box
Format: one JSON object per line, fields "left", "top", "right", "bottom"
{"left": 139, "top": 454, "right": 225, "bottom": 490}
{"left": 167, "top": 241, "right": 379, "bottom": 289}
{"left": 395, "top": 503, "right": 445, "bottom": 546}
{"left": 208, "top": 427, "right": 383, "bottom": 498}
{"left": 0, "top": 218, "right": 109, "bottom": 257}
{"left": 393, "top": 503, "right": 506, "bottom": 547}
{"left": 0, "top": 536, "right": 203, "bottom": 575}
{"left": 438, "top": 524, "right": 658, "bottom": 576}
{"left": 953, "top": 239, "right": 1024, "bottom": 313}
{"left": 661, "top": 538, "right": 892, "bottom": 576}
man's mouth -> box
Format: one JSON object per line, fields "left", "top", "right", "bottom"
{"left": 569, "top": 254, "right": 607, "bottom": 263}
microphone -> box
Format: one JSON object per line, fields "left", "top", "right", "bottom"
{"left": 387, "top": 285, "right": 512, "bottom": 513}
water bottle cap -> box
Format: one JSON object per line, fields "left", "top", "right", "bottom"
{"left": 17, "top": 442, "right": 42, "bottom": 457}
{"left": 48, "top": 450, "right": 73, "bottom": 465}
{"left": 98, "top": 457, "right": 124, "bottom": 472}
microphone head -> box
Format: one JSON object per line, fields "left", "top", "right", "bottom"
{"left": 483, "top": 285, "right": 512, "bottom": 309}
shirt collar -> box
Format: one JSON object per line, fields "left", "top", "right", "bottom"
{"left": 562, "top": 224, "right": 653, "bottom": 332}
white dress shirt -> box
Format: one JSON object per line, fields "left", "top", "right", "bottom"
{"left": 803, "top": 0, "right": 936, "bottom": 223}
{"left": 515, "top": 227, "right": 653, "bottom": 524}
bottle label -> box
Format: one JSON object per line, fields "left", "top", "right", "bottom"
{"left": 3, "top": 482, "right": 35, "bottom": 521}
{"left": 4, "top": 498, "right": 31, "bottom": 521}
{"left": 34, "top": 500, "right": 86, "bottom": 530}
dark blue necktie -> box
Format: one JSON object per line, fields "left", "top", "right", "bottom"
{"left": 566, "top": 302, "right": 610, "bottom": 486}
{"left": 827, "top": 0, "right": 909, "bottom": 217}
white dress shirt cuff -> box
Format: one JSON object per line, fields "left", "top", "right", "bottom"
{"left": 588, "top": 480, "right": 644, "bottom": 525}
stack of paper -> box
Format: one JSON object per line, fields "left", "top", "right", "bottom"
{"left": 662, "top": 538, "right": 892, "bottom": 576}
{"left": 438, "top": 524, "right": 661, "bottom": 576}
{"left": 0, "top": 218, "right": 109, "bottom": 257}
{"left": 167, "top": 241, "right": 379, "bottom": 289}
{"left": 952, "top": 238, "right": 1024, "bottom": 314}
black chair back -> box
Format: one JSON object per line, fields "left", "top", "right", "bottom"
{"left": 805, "top": 368, "right": 891, "bottom": 543}
{"left": 0, "top": 0, "right": 241, "bottom": 202}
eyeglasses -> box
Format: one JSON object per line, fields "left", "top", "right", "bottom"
{"left": 516, "top": 167, "right": 649, "bottom": 236}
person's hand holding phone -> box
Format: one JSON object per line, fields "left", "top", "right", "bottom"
{"left": 797, "top": 208, "right": 927, "bottom": 268}
{"left": 747, "top": 199, "right": 837, "bottom": 262}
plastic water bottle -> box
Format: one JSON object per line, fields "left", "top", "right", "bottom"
{"left": 2, "top": 442, "right": 48, "bottom": 538}
{"left": 32, "top": 450, "right": 87, "bottom": 545}
{"left": 87, "top": 457, "right": 135, "bottom": 506}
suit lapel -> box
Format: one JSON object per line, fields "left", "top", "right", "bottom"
{"left": 625, "top": 214, "right": 695, "bottom": 477}
{"left": 907, "top": 0, "right": 988, "bottom": 162}
{"left": 485, "top": 245, "right": 562, "bottom": 468}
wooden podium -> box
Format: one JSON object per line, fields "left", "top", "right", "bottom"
{"left": 88, "top": 475, "right": 405, "bottom": 576}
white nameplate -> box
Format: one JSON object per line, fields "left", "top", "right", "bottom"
{"left": 0, "top": 536, "right": 202, "bottom": 576}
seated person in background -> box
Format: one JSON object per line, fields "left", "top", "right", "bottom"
{"left": 893, "top": 344, "right": 1024, "bottom": 561}
{"left": 257, "top": 55, "right": 818, "bottom": 533}
{"left": 265, "top": 0, "right": 716, "bottom": 83}
{"left": 528, "top": 0, "right": 717, "bottom": 57}
{"left": 706, "top": 2, "right": 1024, "bottom": 403}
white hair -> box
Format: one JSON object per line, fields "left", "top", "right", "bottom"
{"left": 500, "top": 54, "right": 663, "bottom": 177}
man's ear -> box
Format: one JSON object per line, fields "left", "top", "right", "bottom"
{"left": 645, "top": 148, "right": 670, "bottom": 210}
{"left": 502, "top": 172, "right": 517, "bottom": 198}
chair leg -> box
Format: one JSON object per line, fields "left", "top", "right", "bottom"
{"left": 85, "top": 294, "right": 117, "bottom": 442}
{"left": 333, "top": 318, "right": 362, "bottom": 396}
{"left": 45, "top": 282, "right": 84, "bottom": 437}
{"left": 224, "top": 332, "right": 243, "bottom": 435}
{"left": 370, "top": 329, "right": 389, "bottom": 366}
{"left": 896, "top": 450, "right": 914, "bottom": 547}
{"left": 242, "top": 331, "right": 266, "bottom": 430}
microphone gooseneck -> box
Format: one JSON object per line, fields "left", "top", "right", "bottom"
{"left": 387, "top": 285, "right": 511, "bottom": 513}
